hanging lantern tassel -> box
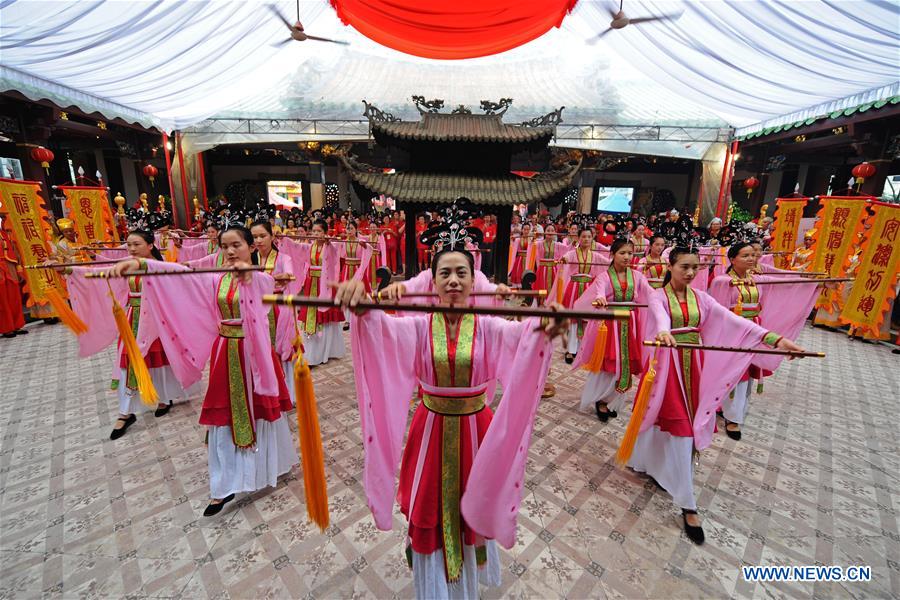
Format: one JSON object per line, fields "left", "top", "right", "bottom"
{"left": 851, "top": 162, "right": 876, "bottom": 192}
{"left": 583, "top": 320, "right": 608, "bottom": 373}
{"left": 44, "top": 287, "right": 88, "bottom": 335}
{"left": 109, "top": 287, "right": 157, "bottom": 406}
{"left": 615, "top": 347, "right": 658, "bottom": 466}
{"left": 293, "top": 338, "right": 330, "bottom": 531}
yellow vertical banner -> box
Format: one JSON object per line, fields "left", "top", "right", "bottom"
{"left": 0, "top": 177, "right": 68, "bottom": 306}
{"left": 809, "top": 196, "right": 869, "bottom": 310}
{"left": 770, "top": 197, "right": 808, "bottom": 269}
{"left": 839, "top": 202, "right": 900, "bottom": 337}
{"left": 59, "top": 186, "right": 119, "bottom": 242}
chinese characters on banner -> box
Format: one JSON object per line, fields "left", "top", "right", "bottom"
{"left": 770, "top": 197, "right": 808, "bottom": 269}
{"left": 0, "top": 178, "right": 67, "bottom": 306}
{"left": 809, "top": 196, "right": 869, "bottom": 310}
{"left": 839, "top": 202, "right": 900, "bottom": 338}
{"left": 58, "top": 186, "right": 118, "bottom": 243}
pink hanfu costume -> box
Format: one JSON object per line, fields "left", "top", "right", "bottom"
{"left": 350, "top": 309, "right": 553, "bottom": 599}
{"left": 549, "top": 246, "right": 608, "bottom": 356}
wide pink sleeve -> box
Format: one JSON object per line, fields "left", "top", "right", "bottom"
{"left": 753, "top": 276, "right": 818, "bottom": 372}
{"left": 277, "top": 239, "right": 310, "bottom": 289}
{"left": 274, "top": 253, "right": 299, "bottom": 361}
{"left": 461, "top": 316, "right": 553, "bottom": 548}
{"left": 66, "top": 267, "right": 128, "bottom": 357}
{"left": 94, "top": 247, "right": 130, "bottom": 261}
{"left": 693, "top": 293, "right": 771, "bottom": 449}
{"left": 183, "top": 252, "right": 220, "bottom": 269}
{"left": 546, "top": 249, "right": 575, "bottom": 302}
{"left": 573, "top": 275, "right": 607, "bottom": 312}
{"left": 353, "top": 240, "right": 373, "bottom": 283}
{"left": 707, "top": 275, "right": 735, "bottom": 308}
{"left": 136, "top": 261, "right": 218, "bottom": 389}
{"left": 402, "top": 269, "right": 433, "bottom": 295}
{"left": 237, "top": 272, "right": 280, "bottom": 396}
{"left": 350, "top": 310, "right": 424, "bottom": 530}
{"left": 178, "top": 242, "right": 209, "bottom": 262}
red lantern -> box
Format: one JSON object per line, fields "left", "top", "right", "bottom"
{"left": 743, "top": 176, "right": 760, "bottom": 198}
{"left": 851, "top": 162, "right": 876, "bottom": 185}
{"left": 30, "top": 146, "right": 54, "bottom": 173}
{"left": 142, "top": 164, "right": 159, "bottom": 186}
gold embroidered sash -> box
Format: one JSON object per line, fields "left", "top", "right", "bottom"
{"left": 664, "top": 284, "right": 701, "bottom": 424}
{"left": 429, "top": 312, "right": 477, "bottom": 582}
{"left": 608, "top": 267, "right": 635, "bottom": 392}
{"left": 216, "top": 273, "right": 255, "bottom": 448}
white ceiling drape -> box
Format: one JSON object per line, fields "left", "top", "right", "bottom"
{"left": 1, "top": 0, "right": 897, "bottom": 134}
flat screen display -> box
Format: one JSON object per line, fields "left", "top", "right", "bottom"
{"left": 594, "top": 186, "right": 634, "bottom": 213}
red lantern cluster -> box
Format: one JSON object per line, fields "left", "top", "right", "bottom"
{"left": 851, "top": 162, "right": 876, "bottom": 184}
{"left": 743, "top": 176, "right": 760, "bottom": 198}
{"left": 142, "top": 164, "right": 159, "bottom": 186}
{"left": 30, "top": 146, "right": 54, "bottom": 173}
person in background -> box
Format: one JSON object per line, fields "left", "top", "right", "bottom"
{"left": 0, "top": 228, "right": 27, "bottom": 338}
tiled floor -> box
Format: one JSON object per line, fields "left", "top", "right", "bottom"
{"left": 1, "top": 322, "right": 898, "bottom": 599}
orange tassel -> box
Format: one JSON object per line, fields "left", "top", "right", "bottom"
{"left": 615, "top": 349, "right": 658, "bottom": 466}
{"left": 583, "top": 321, "right": 608, "bottom": 373}
{"left": 554, "top": 269, "right": 564, "bottom": 305}
{"left": 164, "top": 245, "right": 178, "bottom": 262}
{"left": 293, "top": 345, "right": 330, "bottom": 531}
{"left": 110, "top": 289, "right": 157, "bottom": 406}
{"left": 44, "top": 287, "right": 88, "bottom": 335}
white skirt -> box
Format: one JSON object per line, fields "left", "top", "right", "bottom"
{"left": 303, "top": 322, "right": 345, "bottom": 366}
{"left": 207, "top": 415, "right": 299, "bottom": 499}
{"left": 578, "top": 371, "right": 627, "bottom": 413}
{"left": 566, "top": 323, "right": 581, "bottom": 355}
{"left": 117, "top": 366, "right": 194, "bottom": 415}
{"left": 722, "top": 378, "right": 753, "bottom": 424}
{"left": 412, "top": 542, "right": 501, "bottom": 600}
{"left": 628, "top": 426, "right": 697, "bottom": 510}
{"left": 282, "top": 359, "right": 295, "bottom": 407}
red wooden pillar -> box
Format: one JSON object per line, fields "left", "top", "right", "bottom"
{"left": 162, "top": 132, "right": 178, "bottom": 227}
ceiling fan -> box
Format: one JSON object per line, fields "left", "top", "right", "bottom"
{"left": 589, "top": 0, "right": 682, "bottom": 42}
{"left": 268, "top": 1, "right": 349, "bottom": 47}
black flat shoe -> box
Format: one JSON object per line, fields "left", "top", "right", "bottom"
{"left": 564, "top": 353, "right": 574, "bottom": 364}
{"left": 14, "top": 329, "right": 28, "bottom": 335}
{"left": 109, "top": 414, "right": 136, "bottom": 440}
{"left": 343, "top": 322, "right": 350, "bottom": 331}
{"left": 2, "top": 333, "right": 14, "bottom": 338}
{"left": 595, "top": 401, "right": 609, "bottom": 422}
{"left": 154, "top": 402, "right": 172, "bottom": 417}
{"left": 203, "top": 493, "right": 235, "bottom": 517}
{"left": 682, "top": 509, "right": 705, "bottom": 545}
{"left": 724, "top": 420, "right": 742, "bottom": 441}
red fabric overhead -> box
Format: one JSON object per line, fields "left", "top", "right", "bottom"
{"left": 329, "top": 0, "right": 578, "bottom": 60}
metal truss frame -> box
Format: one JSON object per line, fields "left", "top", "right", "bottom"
{"left": 186, "top": 118, "right": 732, "bottom": 143}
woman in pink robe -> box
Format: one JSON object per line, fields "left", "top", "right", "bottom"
{"left": 334, "top": 247, "right": 565, "bottom": 599}
{"left": 532, "top": 224, "right": 567, "bottom": 294}
{"left": 279, "top": 219, "right": 344, "bottom": 366}
{"left": 549, "top": 227, "right": 609, "bottom": 363}
{"left": 573, "top": 239, "right": 654, "bottom": 420}
{"left": 638, "top": 235, "right": 667, "bottom": 289}
{"left": 507, "top": 223, "right": 534, "bottom": 285}
{"left": 108, "top": 226, "right": 298, "bottom": 516}
{"left": 707, "top": 242, "right": 820, "bottom": 439}
{"left": 66, "top": 231, "right": 194, "bottom": 440}
{"left": 630, "top": 247, "right": 803, "bottom": 543}
{"left": 251, "top": 220, "right": 301, "bottom": 403}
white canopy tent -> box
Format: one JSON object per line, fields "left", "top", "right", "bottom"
{"left": 1, "top": 0, "right": 897, "bottom": 157}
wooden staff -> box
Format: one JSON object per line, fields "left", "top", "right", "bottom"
{"left": 77, "top": 241, "right": 124, "bottom": 247}
{"left": 592, "top": 301, "right": 648, "bottom": 308}
{"left": 27, "top": 259, "right": 128, "bottom": 269}
{"left": 376, "top": 290, "right": 547, "bottom": 300}
{"left": 730, "top": 277, "right": 852, "bottom": 286}
{"left": 85, "top": 266, "right": 265, "bottom": 278}
{"left": 276, "top": 234, "right": 356, "bottom": 243}
{"left": 642, "top": 340, "right": 825, "bottom": 357}
{"left": 750, "top": 271, "right": 828, "bottom": 277}
{"left": 265, "top": 294, "right": 631, "bottom": 321}
{"left": 762, "top": 251, "right": 793, "bottom": 255}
